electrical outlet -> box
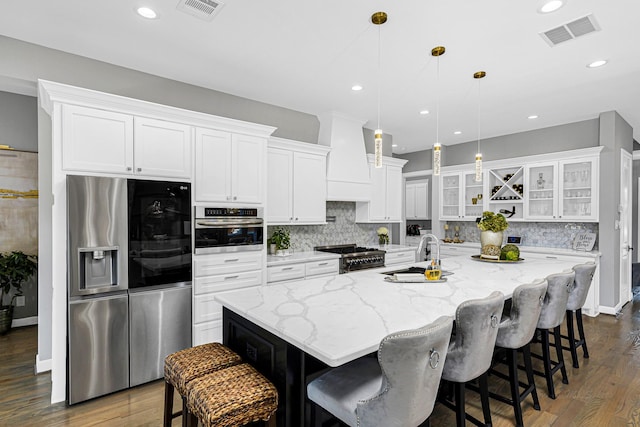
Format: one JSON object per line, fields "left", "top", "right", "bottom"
{"left": 15, "top": 296, "right": 25, "bottom": 307}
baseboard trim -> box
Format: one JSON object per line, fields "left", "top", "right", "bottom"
{"left": 12, "top": 316, "right": 38, "bottom": 328}
{"left": 598, "top": 304, "right": 622, "bottom": 316}
{"left": 36, "top": 354, "right": 52, "bottom": 373}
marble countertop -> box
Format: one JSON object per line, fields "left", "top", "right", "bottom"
{"left": 267, "top": 251, "right": 340, "bottom": 267}
{"left": 216, "top": 254, "right": 581, "bottom": 367}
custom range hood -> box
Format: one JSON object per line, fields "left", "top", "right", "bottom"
{"left": 318, "top": 112, "right": 372, "bottom": 202}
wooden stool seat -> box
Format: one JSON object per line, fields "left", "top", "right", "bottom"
{"left": 186, "top": 363, "right": 278, "bottom": 427}
{"left": 163, "top": 343, "right": 243, "bottom": 427}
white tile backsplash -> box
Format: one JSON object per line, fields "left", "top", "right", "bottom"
{"left": 445, "top": 221, "right": 598, "bottom": 249}
{"left": 267, "top": 202, "right": 383, "bottom": 252}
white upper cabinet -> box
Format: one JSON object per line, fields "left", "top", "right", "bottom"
{"left": 440, "top": 171, "right": 483, "bottom": 220}
{"left": 356, "top": 155, "right": 407, "bottom": 223}
{"left": 62, "top": 104, "right": 192, "bottom": 178}
{"left": 195, "top": 128, "right": 266, "bottom": 204}
{"left": 134, "top": 117, "right": 192, "bottom": 178}
{"left": 524, "top": 157, "right": 598, "bottom": 221}
{"left": 267, "top": 138, "right": 330, "bottom": 225}
{"left": 405, "top": 180, "right": 430, "bottom": 220}
{"left": 62, "top": 104, "right": 134, "bottom": 175}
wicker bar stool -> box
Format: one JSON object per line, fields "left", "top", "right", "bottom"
{"left": 186, "top": 363, "right": 278, "bottom": 427}
{"left": 164, "top": 343, "right": 243, "bottom": 427}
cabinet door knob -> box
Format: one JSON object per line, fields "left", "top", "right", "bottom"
{"left": 137, "top": 168, "right": 142, "bottom": 172}
{"left": 233, "top": 196, "right": 237, "bottom": 200}
{"left": 295, "top": 217, "right": 299, "bottom": 220}
{"left": 126, "top": 167, "right": 132, "bottom": 171}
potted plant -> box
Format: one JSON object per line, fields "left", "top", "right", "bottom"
{"left": 270, "top": 228, "right": 291, "bottom": 256}
{"left": 0, "top": 251, "right": 38, "bottom": 335}
{"left": 477, "top": 211, "right": 508, "bottom": 258}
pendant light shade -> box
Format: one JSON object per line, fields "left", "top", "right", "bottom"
{"left": 374, "top": 129, "right": 383, "bottom": 168}
{"left": 433, "top": 142, "right": 442, "bottom": 176}
{"left": 431, "top": 46, "right": 446, "bottom": 176}
{"left": 474, "top": 71, "right": 486, "bottom": 182}
{"left": 372, "top": 12, "right": 387, "bottom": 168}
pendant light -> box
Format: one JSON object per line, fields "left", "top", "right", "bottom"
{"left": 474, "top": 71, "right": 486, "bottom": 182}
{"left": 432, "top": 46, "right": 445, "bottom": 176}
{"left": 372, "top": 11, "right": 387, "bottom": 168}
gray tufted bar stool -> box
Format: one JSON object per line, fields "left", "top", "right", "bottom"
{"left": 438, "top": 291, "right": 505, "bottom": 427}
{"left": 531, "top": 270, "right": 575, "bottom": 399}
{"left": 563, "top": 262, "right": 597, "bottom": 368}
{"left": 306, "top": 315, "right": 454, "bottom": 427}
{"left": 490, "top": 279, "right": 548, "bottom": 427}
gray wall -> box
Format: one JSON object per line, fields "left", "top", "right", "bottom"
{"left": 0, "top": 91, "right": 37, "bottom": 152}
{"left": 395, "top": 119, "right": 599, "bottom": 170}
{"left": 598, "top": 111, "right": 634, "bottom": 308}
{"left": 0, "top": 34, "right": 320, "bottom": 363}
{"left": 0, "top": 91, "right": 38, "bottom": 321}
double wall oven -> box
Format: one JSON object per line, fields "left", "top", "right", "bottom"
{"left": 194, "top": 206, "right": 264, "bottom": 254}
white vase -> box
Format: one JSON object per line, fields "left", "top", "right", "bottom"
{"left": 480, "top": 230, "right": 503, "bottom": 257}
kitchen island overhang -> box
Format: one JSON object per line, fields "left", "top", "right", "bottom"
{"left": 216, "top": 254, "right": 581, "bottom": 427}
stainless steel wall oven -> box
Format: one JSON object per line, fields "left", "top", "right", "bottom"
{"left": 194, "top": 207, "right": 264, "bottom": 254}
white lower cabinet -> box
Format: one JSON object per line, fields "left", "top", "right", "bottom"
{"left": 267, "top": 257, "right": 339, "bottom": 284}
{"left": 384, "top": 249, "right": 417, "bottom": 266}
{"left": 523, "top": 252, "right": 600, "bottom": 317}
{"left": 193, "top": 252, "right": 264, "bottom": 346}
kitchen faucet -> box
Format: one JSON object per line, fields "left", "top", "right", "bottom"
{"left": 417, "top": 233, "right": 440, "bottom": 263}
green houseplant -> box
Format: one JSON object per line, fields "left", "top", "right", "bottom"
{"left": 477, "top": 211, "right": 508, "bottom": 258}
{"left": 270, "top": 228, "right": 291, "bottom": 256}
{"left": 0, "top": 251, "right": 38, "bottom": 334}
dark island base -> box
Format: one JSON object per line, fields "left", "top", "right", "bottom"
{"left": 223, "top": 308, "right": 332, "bottom": 427}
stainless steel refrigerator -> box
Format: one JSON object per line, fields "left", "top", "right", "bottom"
{"left": 67, "top": 175, "right": 192, "bottom": 404}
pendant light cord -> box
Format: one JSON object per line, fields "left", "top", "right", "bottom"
{"left": 436, "top": 55, "right": 440, "bottom": 145}
{"left": 377, "top": 24, "right": 381, "bottom": 132}
{"left": 477, "top": 77, "right": 481, "bottom": 154}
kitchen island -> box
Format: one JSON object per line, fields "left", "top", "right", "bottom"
{"left": 216, "top": 254, "right": 583, "bottom": 426}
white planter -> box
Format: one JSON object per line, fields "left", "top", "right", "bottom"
{"left": 480, "top": 231, "right": 503, "bottom": 257}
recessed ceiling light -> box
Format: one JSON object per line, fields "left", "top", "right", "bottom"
{"left": 351, "top": 85, "right": 363, "bottom": 91}
{"left": 454, "top": 131, "right": 462, "bottom": 135}
{"left": 392, "top": 144, "right": 398, "bottom": 148}
{"left": 528, "top": 115, "right": 539, "bottom": 119}
{"left": 136, "top": 6, "right": 158, "bottom": 19}
{"left": 419, "top": 110, "right": 430, "bottom": 115}
{"left": 587, "top": 60, "right": 607, "bottom": 68}
{"left": 538, "top": 0, "right": 565, "bottom": 14}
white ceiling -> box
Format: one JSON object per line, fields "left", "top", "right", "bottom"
{"left": 1, "top": 0, "right": 639, "bottom": 153}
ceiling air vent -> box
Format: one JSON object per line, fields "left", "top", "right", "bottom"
{"left": 176, "top": 0, "right": 225, "bottom": 21}
{"left": 539, "top": 14, "right": 600, "bottom": 47}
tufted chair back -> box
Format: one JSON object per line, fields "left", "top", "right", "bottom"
{"left": 537, "top": 271, "right": 575, "bottom": 330}
{"left": 496, "top": 279, "right": 548, "bottom": 349}
{"left": 441, "top": 291, "right": 505, "bottom": 383}
{"left": 356, "top": 315, "right": 454, "bottom": 427}
{"left": 568, "top": 263, "right": 597, "bottom": 311}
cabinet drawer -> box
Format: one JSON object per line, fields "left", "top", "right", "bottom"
{"left": 439, "top": 246, "right": 478, "bottom": 258}
{"left": 385, "top": 250, "right": 416, "bottom": 266}
{"left": 267, "top": 263, "right": 305, "bottom": 283}
{"left": 305, "top": 259, "right": 339, "bottom": 277}
{"left": 194, "top": 252, "right": 263, "bottom": 277}
{"left": 193, "top": 320, "right": 223, "bottom": 346}
{"left": 194, "top": 270, "right": 263, "bottom": 294}
{"left": 193, "top": 294, "right": 223, "bottom": 323}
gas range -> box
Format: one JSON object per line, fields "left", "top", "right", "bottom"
{"left": 315, "top": 244, "right": 386, "bottom": 274}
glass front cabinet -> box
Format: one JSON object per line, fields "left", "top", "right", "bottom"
{"left": 440, "top": 171, "right": 483, "bottom": 220}
{"left": 524, "top": 157, "right": 598, "bottom": 221}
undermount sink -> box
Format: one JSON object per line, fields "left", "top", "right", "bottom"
{"left": 381, "top": 266, "right": 454, "bottom": 276}
{"left": 381, "top": 266, "right": 426, "bottom": 276}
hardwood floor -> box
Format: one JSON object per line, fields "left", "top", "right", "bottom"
{"left": 3, "top": 293, "right": 640, "bottom": 426}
